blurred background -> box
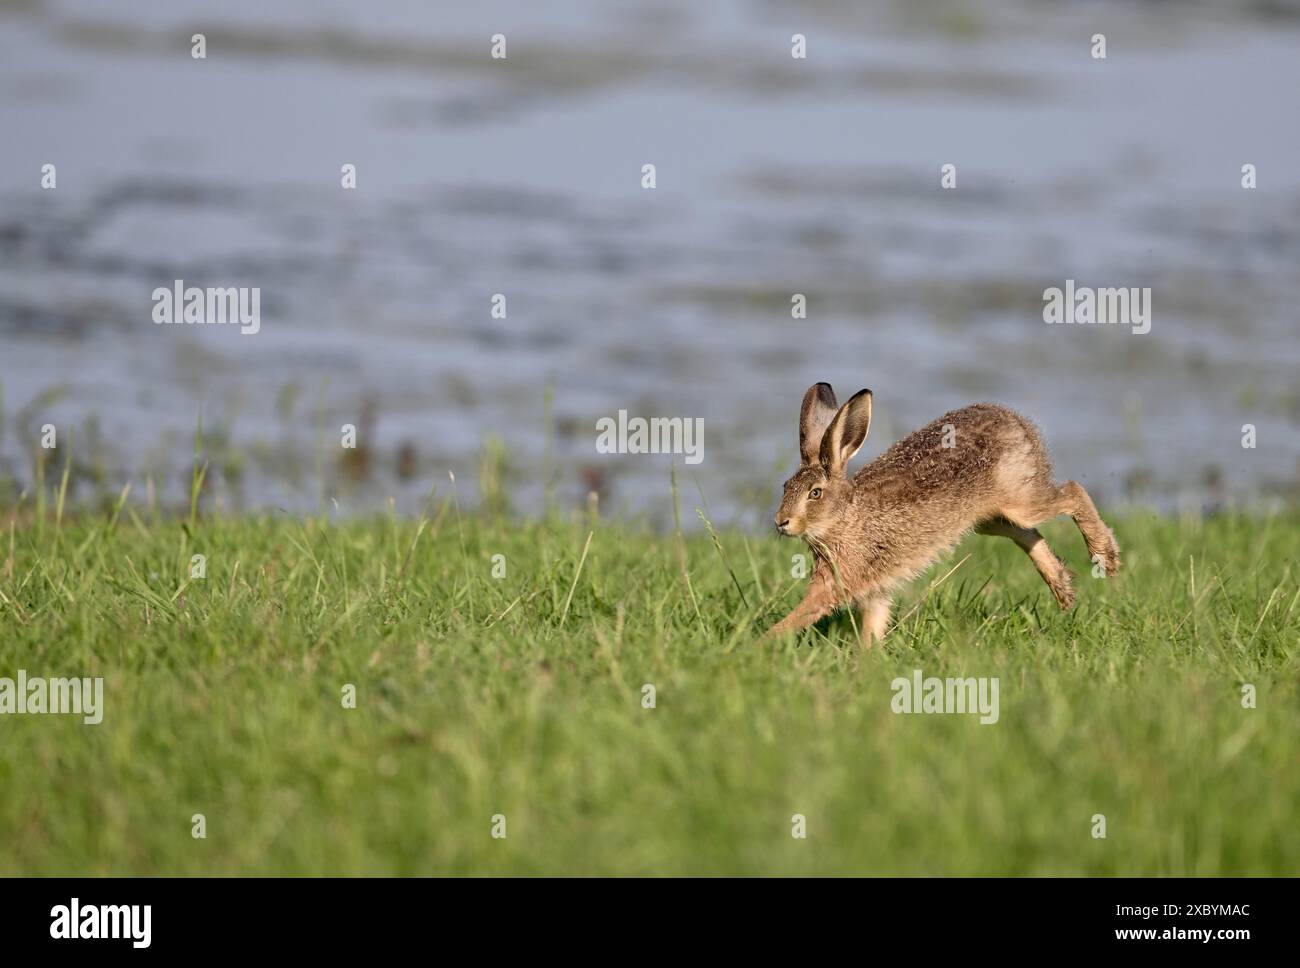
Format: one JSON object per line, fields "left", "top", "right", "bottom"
{"left": 1, "top": 0, "right": 1298, "bottom": 529}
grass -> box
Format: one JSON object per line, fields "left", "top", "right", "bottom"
{"left": 0, "top": 499, "right": 1296, "bottom": 876}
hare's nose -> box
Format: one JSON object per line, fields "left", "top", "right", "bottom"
{"left": 776, "top": 517, "right": 791, "bottom": 533}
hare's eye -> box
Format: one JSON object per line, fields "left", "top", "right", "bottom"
{"left": 809, "top": 487, "right": 822, "bottom": 500}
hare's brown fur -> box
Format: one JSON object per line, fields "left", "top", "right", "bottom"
{"left": 767, "top": 384, "right": 1119, "bottom": 644}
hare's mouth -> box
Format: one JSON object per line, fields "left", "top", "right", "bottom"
{"left": 800, "top": 522, "right": 828, "bottom": 543}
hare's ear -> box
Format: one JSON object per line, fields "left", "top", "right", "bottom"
{"left": 819, "top": 389, "right": 872, "bottom": 477}
{"left": 799, "top": 383, "right": 838, "bottom": 465}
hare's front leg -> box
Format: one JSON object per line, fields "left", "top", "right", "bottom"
{"left": 856, "top": 593, "right": 892, "bottom": 646}
{"left": 764, "top": 576, "right": 838, "bottom": 639}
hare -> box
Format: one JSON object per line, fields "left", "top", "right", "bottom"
{"left": 766, "top": 383, "right": 1119, "bottom": 643}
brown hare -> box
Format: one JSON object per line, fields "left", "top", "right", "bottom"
{"left": 767, "top": 383, "right": 1119, "bottom": 644}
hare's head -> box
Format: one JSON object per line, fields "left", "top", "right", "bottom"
{"left": 775, "top": 383, "right": 873, "bottom": 538}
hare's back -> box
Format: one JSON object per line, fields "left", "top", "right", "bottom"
{"left": 854, "top": 403, "right": 1046, "bottom": 501}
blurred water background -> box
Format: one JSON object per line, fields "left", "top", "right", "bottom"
{"left": 1, "top": 0, "right": 1298, "bottom": 529}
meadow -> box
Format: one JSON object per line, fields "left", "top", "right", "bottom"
{"left": 0, "top": 494, "right": 1295, "bottom": 875}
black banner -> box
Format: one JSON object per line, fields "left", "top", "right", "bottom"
{"left": 0, "top": 877, "right": 1280, "bottom": 955}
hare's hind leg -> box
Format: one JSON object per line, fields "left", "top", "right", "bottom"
{"left": 1005, "top": 481, "right": 1119, "bottom": 577}
{"left": 975, "top": 517, "right": 1075, "bottom": 609}
{"left": 1057, "top": 481, "right": 1120, "bottom": 576}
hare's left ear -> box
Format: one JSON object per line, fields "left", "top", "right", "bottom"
{"left": 799, "top": 383, "right": 838, "bottom": 466}
{"left": 819, "top": 389, "right": 872, "bottom": 477}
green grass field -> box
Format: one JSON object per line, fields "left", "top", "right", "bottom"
{"left": 0, "top": 500, "right": 1295, "bottom": 875}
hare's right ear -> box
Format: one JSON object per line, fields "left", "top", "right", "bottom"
{"left": 818, "top": 389, "right": 872, "bottom": 477}
{"left": 799, "top": 383, "right": 838, "bottom": 465}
